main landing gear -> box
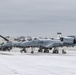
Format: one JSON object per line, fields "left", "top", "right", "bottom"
{"left": 52, "top": 48, "right": 66, "bottom": 54}
{"left": 31, "top": 51, "right": 34, "bottom": 54}
{"left": 20, "top": 48, "right": 27, "bottom": 53}
{"left": 38, "top": 48, "right": 49, "bottom": 53}
{"left": 31, "top": 48, "right": 35, "bottom": 54}
{"left": 38, "top": 47, "right": 43, "bottom": 52}
{"left": 44, "top": 49, "right": 49, "bottom": 53}
{"left": 53, "top": 48, "right": 59, "bottom": 54}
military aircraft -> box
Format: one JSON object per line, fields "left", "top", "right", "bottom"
{"left": 0, "top": 35, "right": 76, "bottom": 54}
{"left": 0, "top": 35, "right": 63, "bottom": 53}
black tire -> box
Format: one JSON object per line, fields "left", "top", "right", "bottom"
{"left": 24, "top": 50, "right": 27, "bottom": 53}
{"left": 53, "top": 50, "right": 59, "bottom": 54}
{"left": 44, "top": 49, "right": 49, "bottom": 53}
{"left": 38, "top": 49, "right": 42, "bottom": 52}
{"left": 46, "top": 50, "right": 49, "bottom": 53}
{"left": 3, "top": 48, "right": 6, "bottom": 51}
{"left": 20, "top": 50, "right": 23, "bottom": 53}
{"left": 8, "top": 49, "right": 11, "bottom": 51}
{"left": 31, "top": 51, "right": 34, "bottom": 54}
{"left": 8, "top": 47, "right": 12, "bottom": 51}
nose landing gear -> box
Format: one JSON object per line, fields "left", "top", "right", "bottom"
{"left": 62, "top": 49, "right": 66, "bottom": 54}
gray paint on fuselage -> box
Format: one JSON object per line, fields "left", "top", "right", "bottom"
{"left": 19, "top": 39, "right": 63, "bottom": 48}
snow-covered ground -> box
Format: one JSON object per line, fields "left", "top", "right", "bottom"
{"left": 0, "top": 47, "right": 76, "bottom": 75}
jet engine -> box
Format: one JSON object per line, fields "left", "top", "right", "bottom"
{"left": 60, "top": 37, "right": 76, "bottom": 44}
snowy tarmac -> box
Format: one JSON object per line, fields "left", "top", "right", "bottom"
{"left": 0, "top": 48, "right": 76, "bottom": 75}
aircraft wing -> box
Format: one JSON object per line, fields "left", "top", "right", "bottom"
{"left": 41, "top": 42, "right": 63, "bottom": 48}
{"left": 41, "top": 43, "right": 53, "bottom": 48}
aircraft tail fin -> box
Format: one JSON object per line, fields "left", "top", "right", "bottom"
{"left": 0, "top": 35, "right": 10, "bottom": 42}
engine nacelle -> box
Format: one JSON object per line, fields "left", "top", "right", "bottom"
{"left": 60, "top": 37, "right": 76, "bottom": 44}
{"left": 73, "top": 39, "right": 76, "bottom": 44}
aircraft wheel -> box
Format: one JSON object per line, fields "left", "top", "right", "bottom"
{"left": 3, "top": 48, "right": 6, "bottom": 51}
{"left": 20, "top": 50, "right": 24, "bottom": 53}
{"left": 8, "top": 47, "right": 12, "bottom": 51}
{"left": 8, "top": 49, "right": 11, "bottom": 51}
{"left": 53, "top": 50, "right": 59, "bottom": 54}
{"left": 38, "top": 49, "right": 42, "bottom": 52}
{"left": 46, "top": 50, "right": 49, "bottom": 53}
{"left": 44, "top": 49, "right": 49, "bottom": 53}
{"left": 31, "top": 51, "right": 34, "bottom": 54}
{"left": 24, "top": 50, "right": 27, "bottom": 53}
{"left": 20, "top": 50, "right": 23, "bottom": 53}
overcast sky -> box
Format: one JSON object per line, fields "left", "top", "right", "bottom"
{"left": 0, "top": 0, "right": 76, "bottom": 37}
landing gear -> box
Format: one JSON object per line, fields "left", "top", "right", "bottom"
{"left": 62, "top": 49, "right": 66, "bottom": 54}
{"left": 44, "top": 49, "right": 49, "bottom": 53}
{"left": 31, "top": 51, "right": 34, "bottom": 54}
{"left": 31, "top": 47, "right": 35, "bottom": 54}
{"left": 38, "top": 47, "right": 43, "bottom": 52}
{"left": 53, "top": 48, "right": 59, "bottom": 54}
{"left": 24, "top": 50, "right": 27, "bottom": 53}
{"left": 53, "top": 50, "right": 59, "bottom": 54}
{"left": 8, "top": 47, "right": 12, "bottom": 51}
{"left": 20, "top": 48, "right": 27, "bottom": 53}
{"left": 38, "top": 49, "right": 43, "bottom": 52}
